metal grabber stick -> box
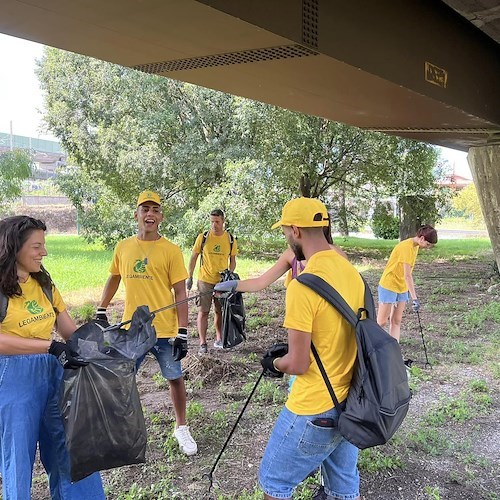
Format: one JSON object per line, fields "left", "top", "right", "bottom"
{"left": 103, "top": 290, "right": 214, "bottom": 330}
{"left": 415, "top": 309, "right": 432, "bottom": 368}
{"left": 203, "top": 370, "right": 265, "bottom": 492}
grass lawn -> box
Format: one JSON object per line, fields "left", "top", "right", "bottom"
{"left": 44, "top": 235, "right": 493, "bottom": 306}
{"left": 333, "top": 236, "right": 492, "bottom": 261}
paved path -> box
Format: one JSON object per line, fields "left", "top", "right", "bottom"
{"left": 341, "top": 229, "right": 489, "bottom": 240}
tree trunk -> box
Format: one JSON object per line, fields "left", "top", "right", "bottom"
{"left": 299, "top": 173, "right": 311, "bottom": 197}
{"left": 398, "top": 195, "right": 436, "bottom": 240}
{"left": 467, "top": 146, "right": 500, "bottom": 273}
{"left": 338, "top": 185, "right": 349, "bottom": 237}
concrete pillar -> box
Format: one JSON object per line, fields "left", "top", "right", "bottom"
{"left": 467, "top": 145, "right": 500, "bottom": 272}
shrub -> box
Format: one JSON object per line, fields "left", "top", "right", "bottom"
{"left": 371, "top": 202, "right": 399, "bottom": 239}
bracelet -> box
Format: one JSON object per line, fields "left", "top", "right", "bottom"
{"left": 272, "top": 357, "right": 282, "bottom": 372}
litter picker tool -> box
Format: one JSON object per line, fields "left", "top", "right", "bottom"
{"left": 415, "top": 310, "right": 432, "bottom": 368}
{"left": 104, "top": 290, "right": 214, "bottom": 331}
{"left": 203, "top": 370, "right": 264, "bottom": 492}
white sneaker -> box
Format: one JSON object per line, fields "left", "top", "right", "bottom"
{"left": 173, "top": 425, "right": 197, "bottom": 456}
{"left": 213, "top": 339, "right": 223, "bottom": 349}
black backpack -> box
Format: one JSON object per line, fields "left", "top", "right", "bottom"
{"left": 0, "top": 282, "right": 55, "bottom": 323}
{"left": 296, "top": 273, "right": 411, "bottom": 450}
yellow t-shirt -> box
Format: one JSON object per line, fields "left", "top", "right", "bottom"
{"left": 0, "top": 277, "right": 65, "bottom": 340}
{"left": 110, "top": 236, "right": 188, "bottom": 338}
{"left": 379, "top": 238, "right": 419, "bottom": 293}
{"left": 193, "top": 231, "right": 238, "bottom": 284}
{"left": 285, "top": 250, "right": 365, "bottom": 415}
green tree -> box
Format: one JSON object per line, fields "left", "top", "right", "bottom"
{"left": 0, "top": 149, "right": 32, "bottom": 212}
{"left": 370, "top": 137, "right": 448, "bottom": 238}
{"left": 37, "top": 47, "right": 242, "bottom": 244}
{"left": 239, "top": 103, "right": 444, "bottom": 236}
{"left": 452, "top": 184, "right": 483, "bottom": 223}
{"left": 37, "top": 47, "right": 445, "bottom": 244}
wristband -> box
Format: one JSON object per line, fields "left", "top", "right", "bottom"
{"left": 272, "top": 357, "right": 282, "bottom": 372}
{"left": 97, "top": 306, "right": 107, "bottom": 312}
{"left": 178, "top": 327, "right": 188, "bottom": 339}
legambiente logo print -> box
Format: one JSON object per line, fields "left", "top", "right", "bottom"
{"left": 133, "top": 259, "right": 147, "bottom": 273}
{"left": 24, "top": 300, "right": 43, "bottom": 314}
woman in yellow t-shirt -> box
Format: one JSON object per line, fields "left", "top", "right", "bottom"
{"left": 0, "top": 216, "right": 104, "bottom": 499}
{"left": 377, "top": 224, "right": 437, "bottom": 342}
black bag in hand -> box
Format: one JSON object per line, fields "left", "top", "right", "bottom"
{"left": 61, "top": 306, "right": 156, "bottom": 481}
{"left": 219, "top": 270, "right": 246, "bottom": 349}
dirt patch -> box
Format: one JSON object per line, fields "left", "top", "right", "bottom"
{"left": 13, "top": 204, "right": 77, "bottom": 234}
{"left": 26, "top": 256, "right": 500, "bottom": 499}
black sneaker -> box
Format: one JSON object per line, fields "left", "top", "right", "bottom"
{"left": 312, "top": 485, "right": 327, "bottom": 500}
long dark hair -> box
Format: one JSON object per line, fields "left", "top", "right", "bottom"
{"left": 0, "top": 216, "right": 53, "bottom": 297}
{"left": 323, "top": 214, "right": 333, "bottom": 244}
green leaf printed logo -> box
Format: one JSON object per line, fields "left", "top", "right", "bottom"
{"left": 214, "top": 245, "right": 221, "bottom": 252}
{"left": 134, "top": 259, "right": 147, "bottom": 273}
{"left": 25, "top": 300, "right": 43, "bottom": 315}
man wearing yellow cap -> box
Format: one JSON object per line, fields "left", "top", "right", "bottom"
{"left": 258, "top": 197, "right": 363, "bottom": 500}
{"left": 97, "top": 191, "right": 197, "bottom": 456}
{"left": 187, "top": 208, "right": 238, "bottom": 353}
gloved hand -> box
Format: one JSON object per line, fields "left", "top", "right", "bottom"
{"left": 186, "top": 277, "right": 193, "bottom": 291}
{"left": 171, "top": 327, "right": 188, "bottom": 361}
{"left": 214, "top": 280, "right": 238, "bottom": 293}
{"left": 261, "top": 342, "right": 289, "bottom": 378}
{"left": 48, "top": 340, "right": 88, "bottom": 369}
{"left": 412, "top": 299, "right": 421, "bottom": 312}
{"left": 95, "top": 306, "right": 109, "bottom": 324}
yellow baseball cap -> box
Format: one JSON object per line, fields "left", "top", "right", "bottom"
{"left": 137, "top": 191, "right": 161, "bottom": 207}
{"left": 271, "top": 197, "right": 329, "bottom": 229}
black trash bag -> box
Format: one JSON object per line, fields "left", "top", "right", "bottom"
{"left": 219, "top": 270, "right": 246, "bottom": 349}
{"left": 67, "top": 305, "right": 157, "bottom": 361}
{"left": 61, "top": 306, "right": 156, "bottom": 481}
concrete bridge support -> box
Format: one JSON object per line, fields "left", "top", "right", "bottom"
{"left": 468, "top": 145, "right": 500, "bottom": 272}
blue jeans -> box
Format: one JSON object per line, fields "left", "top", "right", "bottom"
{"left": 136, "top": 338, "right": 182, "bottom": 380}
{"left": 0, "top": 354, "right": 105, "bottom": 500}
{"left": 378, "top": 285, "right": 409, "bottom": 304}
{"left": 259, "top": 406, "right": 359, "bottom": 499}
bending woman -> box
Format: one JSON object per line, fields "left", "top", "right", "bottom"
{"left": 0, "top": 216, "right": 105, "bottom": 499}
{"left": 376, "top": 224, "right": 437, "bottom": 342}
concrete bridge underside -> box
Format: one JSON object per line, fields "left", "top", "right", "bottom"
{"left": 1, "top": 0, "right": 499, "bottom": 265}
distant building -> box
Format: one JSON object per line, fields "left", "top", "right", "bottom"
{"left": 0, "top": 131, "right": 70, "bottom": 205}
{"left": 0, "top": 131, "right": 66, "bottom": 179}
{"left": 438, "top": 172, "right": 473, "bottom": 191}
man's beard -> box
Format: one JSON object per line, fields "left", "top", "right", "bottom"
{"left": 290, "top": 241, "right": 305, "bottom": 261}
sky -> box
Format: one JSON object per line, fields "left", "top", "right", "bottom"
{"left": 0, "top": 33, "right": 472, "bottom": 178}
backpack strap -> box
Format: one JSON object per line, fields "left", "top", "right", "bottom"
{"left": 42, "top": 282, "right": 57, "bottom": 314}
{"left": 310, "top": 342, "right": 345, "bottom": 415}
{"left": 199, "top": 230, "right": 209, "bottom": 267}
{"left": 0, "top": 292, "right": 8, "bottom": 323}
{"left": 296, "top": 272, "right": 370, "bottom": 416}
{"left": 0, "top": 282, "right": 56, "bottom": 323}
{"left": 296, "top": 273, "right": 358, "bottom": 327}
